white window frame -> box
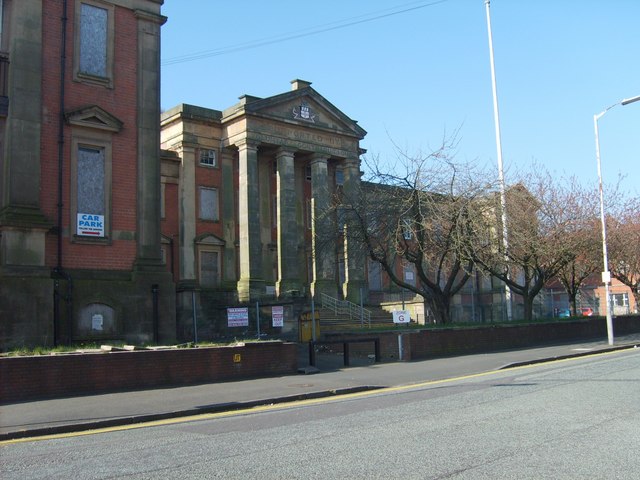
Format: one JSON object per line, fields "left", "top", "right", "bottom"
{"left": 402, "top": 219, "right": 413, "bottom": 240}
{"left": 199, "top": 148, "right": 217, "bottom": 167}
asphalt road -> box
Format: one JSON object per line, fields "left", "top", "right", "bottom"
{"left": 2, "top": 348, "right": 639, "bottom": 479}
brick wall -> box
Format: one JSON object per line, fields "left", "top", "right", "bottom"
{"left": 1, "top": 341, "right": 297, "bottom": 404}
{"left": 41, "top": 2, "right": 140, "bottom": 271}
{"left": 404, "top": 316, "right": 640, "bottom": 360}
{"left": 322, "top": 316, "right": 640, "bottom": 362}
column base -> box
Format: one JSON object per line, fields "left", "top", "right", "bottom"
{"left": 311, "top": 279, "right": 338, "bottom": 300}
{"left": 276, "top": 279, "right": 302, "bottom": 299}
{"left": 342, "top": 280, "right": 368, "bottom": 304}
{"left": 237, "top": 278, "right": 265, "bottom": 302}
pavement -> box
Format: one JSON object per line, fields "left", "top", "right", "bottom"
{"left": 2, "top": 334, "right": 640, "bottom": 441}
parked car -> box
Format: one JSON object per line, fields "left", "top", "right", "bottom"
{"left": 581, "top": 307, "right": 594, "bottom": 316}
{"left": 557, "top": 308, "right": 571, "bottom": 318}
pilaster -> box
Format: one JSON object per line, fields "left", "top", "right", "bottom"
{"left": 0, "top": 0, "right": 50, "bottom": 267}
{"left": 134, "top": 9, "right": 165, "bottom": 271}
{"left": 341, "top": 158, "right": 367, "bottom": 302}
{"left": 237, "top": 140, "right": 263, "bottom": 301}
{"left": 275, "top": 148, "right": 301, "bottom": 297}
{"left": 178, "top": 146, "right": 197, "bottom": 283}
{"left": 221, "top": 149, "right": 237, "bottom": 283}
{"left": 310, "top": 153, "right": 337, "bottom": 298}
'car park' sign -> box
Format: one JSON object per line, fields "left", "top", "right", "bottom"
{"left": 77, "top": 213, "right": 105, "bottom": 237}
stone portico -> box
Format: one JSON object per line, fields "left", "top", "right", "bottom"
{"left": 161, "top": 80, "right": 367, "bottom": 309}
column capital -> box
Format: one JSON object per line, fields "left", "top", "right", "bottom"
{"left": 310, "top": 152, "right": 330, "bottom": 165}
{"left": 221, "top": 147, "right": 235, "bottom": 161}
{"left": 276, "top": 146, "right": 296, "bottom": 159}
{"left": 343, "top": 157, "right": 360, "bottom": 169}
{"left": 176, "top": 144, "right": 197, "bottom": 155}
{"left": 235, "top": 139, "right": 259, "bottom": 151}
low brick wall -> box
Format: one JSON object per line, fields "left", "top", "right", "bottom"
{"left": 0, "top": 341, "right": 297, "bottom": 404}
{"left": 322, "top": 316, "right": 640, "bottom": 362}
{"left": 404, "top": 316, "right": 640, "bottom": 360}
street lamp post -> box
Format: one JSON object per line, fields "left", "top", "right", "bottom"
{"left": 594, "top": 94, "right": 640, "bottom": 346}
{"left": 484, "top": 0, "right": 512, "bottom": 322}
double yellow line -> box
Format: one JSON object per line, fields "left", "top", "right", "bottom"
{"left": 1, "top": 348, "right": 630, "bottom": 446}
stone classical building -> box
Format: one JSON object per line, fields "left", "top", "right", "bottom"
{"left": 0, "top": 0, "right": 174, "bottom": 349}
{"left": 160, "top": 80, "right": 368, "bottom": 332}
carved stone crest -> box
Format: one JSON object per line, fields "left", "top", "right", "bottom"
{"left": 293, "top": 101, "right": 316, "bottom": 123}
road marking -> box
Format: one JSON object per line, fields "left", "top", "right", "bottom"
{"left": 1, "top": 347, "right": 634, "bottom": 447}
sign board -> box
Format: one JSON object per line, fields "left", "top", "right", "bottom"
{"left": 92, "top": 314, "right": 104, "bottom": 331}
{"left": 602, "top": 271, "right": 611, "bottom": 283}
{"left": 77, "top": 213, "right": 105, "bottom": 237}
{"left": 227, "top": 307, "right": 249, "bottom": 327}
{"left": 393, "top": 310, "right": 411, "bottom": 324}
{"left": 272, "top": 306, "right": 284, "bottom": 327}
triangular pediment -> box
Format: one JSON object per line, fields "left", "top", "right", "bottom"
{"left": 229, "top": 87, "right": 366, "bottom": 139}
{"left": 65, "top": 105, "right": 124, "bottom": 132}
{"left": 195, "top": 233, "right": 225, "bottom": 246}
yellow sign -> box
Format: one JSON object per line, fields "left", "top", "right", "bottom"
{"left": 233, "top": 353, "right": 241, "bottom": 363}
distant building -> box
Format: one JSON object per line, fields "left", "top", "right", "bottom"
{"left": 160, "top": 80, "right": 368, "bottom": 337}
{"left": 0, "top": 0, "right": 174, "bottom": 349}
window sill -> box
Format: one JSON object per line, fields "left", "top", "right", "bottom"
{"left": 75, "top": 71, "right": 113, "bottom": 89}
{"left": 73, "top": 235, "right": 112, "bottom": 245}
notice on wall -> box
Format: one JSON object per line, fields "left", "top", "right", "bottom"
{"left": 92, "top": 313, "right": 104, "bottom": 331}
{"left": 77, "top": 213, "right": 105, "bottom": 237}
{"left": 227, "top": 307, "right": 249, "bottom": 327}
{"left": 272, "top": 306, "right": 284, "bottom": 327}
{"left": 392, "top": 310, "right": 411, "bottom": 324}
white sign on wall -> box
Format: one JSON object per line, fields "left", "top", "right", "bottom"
{"left": 272, "top": 306, "right": 284, "bottom": 327}
{"left": 393, "top": 310, "right": 411, "bottom": 324}
{"left": 227, "top": 307, "right": 249, "bottom": 327}
{"left": 77, "top": 213, "right": 105, "bottom": 237}
{"left": 92, "top": 313, "right": 104, "bottom": 331}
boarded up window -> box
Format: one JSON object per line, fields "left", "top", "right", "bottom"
{"left": 200, "top": 251, "right": 219, "bottom": 288}
{"left": 79, "top": 3, "right": 107, "bottom": 77}
{"left": 199, "top": 187, "right": 218, "bottom": 221}
{"left": 78, "top": 146, "right": 105, "bottom": 214}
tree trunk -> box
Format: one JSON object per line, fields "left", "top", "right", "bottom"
{"left": 569, "top": 291, "right": 578, "bottom": 317}
{"left": 522, "top": 294, "right": 535, "bottom": 322}
{"left": 426, "top": 295, "right": 452, "bottom": 325}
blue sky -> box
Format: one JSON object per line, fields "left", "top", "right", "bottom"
{"left": 161, "top": 0, "right": 640, "bottom": 192}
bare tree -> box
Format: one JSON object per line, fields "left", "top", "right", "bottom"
{"left": 607, "top": 195, "right": 640, "bottom": 310}
{"left": 555, "top": 181, "right": 602, "bottom": 315}
{"left": 332, "top": 134, "right": 491, "bottom": 324}
{"left": 467, "top": 167, "right": 587, "bottom": 322}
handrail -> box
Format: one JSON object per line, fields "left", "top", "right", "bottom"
{"left": 319, "top": 293, "right": 371, "bottom": 327}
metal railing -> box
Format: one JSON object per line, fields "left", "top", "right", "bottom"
{"left": 320, "top": 293, "right": 371, "bottom": 327}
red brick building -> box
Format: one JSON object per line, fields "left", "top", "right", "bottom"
{"left": 0, "top": 0, "right": 174, "bottom": 349}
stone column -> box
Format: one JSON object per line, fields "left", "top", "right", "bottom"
{"left": 133, "top": 9, "right": 165, "bottom": 272}
{"left": 342, "top": 158, "right": 367, "bottom": 303}
{"left": 310, "top": 154, "right": 337, "bottom": 299}
{"left": 220, "top": 149, "right": 237, "bottom": 285}
{"left": 237, "top": 140, "right": 263, "bottom": 301}
{"left": 0, "top": 0, "right": 50, "bottom": 266}
{"left": 275, "top": 148, "right": 301, "bottom": 297}
{"left": 177, "top": 146, "right": 197, "bottom": 288}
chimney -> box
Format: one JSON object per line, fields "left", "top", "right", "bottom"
{"left": 291, "top": 79, "right": 312, "bottom": 91}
